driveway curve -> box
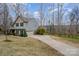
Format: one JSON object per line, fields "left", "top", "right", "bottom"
{"left": 30, "top": 35, "right": 79, "bottom": 56}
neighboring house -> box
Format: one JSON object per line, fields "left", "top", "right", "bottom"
{"left": 9, "top": 16, "right": 39, "bottom": 35}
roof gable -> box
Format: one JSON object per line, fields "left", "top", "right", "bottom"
{"left": 12, "top": 16, "right": 28, "bottom": 26}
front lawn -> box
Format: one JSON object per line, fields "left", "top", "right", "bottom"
{"left": 0, "top": 35, "right": 63, "bottom": 56}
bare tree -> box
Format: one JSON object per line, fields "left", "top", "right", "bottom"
{"left": 57, "top": 3, "right": 60, "bottom": 34}
{"left": 56, "top": 3, "right": 64, "bottom": 35}
{"left": 59, "top": 3, "right": 64, "bottom": 34}
{"left": 3, "top": 4, "right": 9, "bottom": 40}
{"left": 39, "top": 3, "right": 44, "bottom": 26}
{"left": 51, "top": 3, "right": 55, "bottom": 34}
{"left": 69, "top": 5, "right": 79, "bottom": 35}
{"left": 12, "top": 4, "right": 21, "bottom": 17}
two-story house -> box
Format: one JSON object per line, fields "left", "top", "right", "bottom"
{"left": 9, "top": 16, "right": 39, "bottom": 36}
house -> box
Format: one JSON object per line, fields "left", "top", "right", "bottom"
{"left": 9, "top": 16, "right": 39, "bottom": 36}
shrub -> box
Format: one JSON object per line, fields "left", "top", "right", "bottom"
{"left": 4, "top": 40, "right": 12, "bottom": 42}
{"left": 23, "top": 31, "right": 28, "bottom": 37}
{"left": 34, "top": 27, "right": 47, "bottom": 35}
{"left": 20, "top": 30, "right": 27, "bottom": 37}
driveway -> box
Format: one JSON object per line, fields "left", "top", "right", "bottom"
{"left": 27, "top": 32, "right": 33, "bottom": 36}
{"left": 30, "top": 35, "right": 79, "bottom": 56}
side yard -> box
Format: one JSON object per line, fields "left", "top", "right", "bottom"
{"left": 0, "top": 35, "right": 63, "bottom": 56}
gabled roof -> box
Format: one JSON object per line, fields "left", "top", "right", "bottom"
{"left": 12, "top": 15, "right": 28, "bottom": 26}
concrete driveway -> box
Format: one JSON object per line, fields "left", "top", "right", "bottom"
{"left": 30, "top": 35, "right": 79, "bottom": 56}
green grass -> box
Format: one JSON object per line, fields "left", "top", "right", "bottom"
{"left": 0, "top": 35, "right": 63, "bottom": 56}
{"left": 52, "top": 34, "right": 79, "bottom": 43}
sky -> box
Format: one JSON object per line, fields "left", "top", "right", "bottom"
{"left": 8, "top": 3, "right": 79, "bottom": 25}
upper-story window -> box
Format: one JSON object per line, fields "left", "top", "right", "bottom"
{"left": 16, "top": 23, "right": 19, "bottom": 27}
{"left": 20, "top": 23, "right": 23, "bottom": 26}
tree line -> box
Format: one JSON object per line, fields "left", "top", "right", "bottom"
{"left": 39, "top": 3, "right": 79, "bottom": 37}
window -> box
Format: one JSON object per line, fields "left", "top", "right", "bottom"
{"left": 20, "top": 23, "right": 23, "bottom": 26}
{"left": 16, "top": 23, "right": 19, "bottom": 27}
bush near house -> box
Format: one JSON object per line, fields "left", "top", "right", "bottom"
{"left": 4, "top": 39, "right": 12, "bottom": 42}
{"left": 0, "top": 27, "right": 4, "bottom": 34}
{"left": 34, "top": 27, "right": 47, "bottom": 35}
{"left": 20, "top": 30, "right": 27, "bottom": 37}
{"left": 0, "top": 28, "right": 1, "bottom": 31}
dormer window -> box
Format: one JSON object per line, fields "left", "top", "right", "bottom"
{"left": 16, "top": 23, "right": 19, "bottom": 27}
{"left": 20, "top": 23, "right": 23, "bottom": 26}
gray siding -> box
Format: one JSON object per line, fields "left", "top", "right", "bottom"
{"left": 13, "top": 19, "right": 39, "bottom": 32}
